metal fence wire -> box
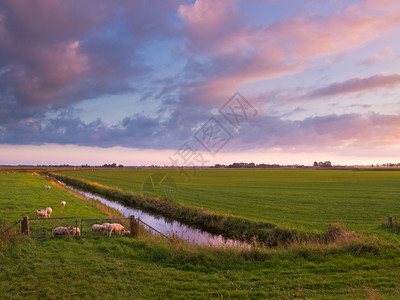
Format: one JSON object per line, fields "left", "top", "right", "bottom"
{"left": 1, "top": 219, "right": 21, "bottom": 234}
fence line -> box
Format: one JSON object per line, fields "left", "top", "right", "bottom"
{"left": 6, "top": 215, "right": 169, "bottom": 239}
{"left": 28, "top": 216, "right": 79, "bottom": 239}
{"left": 1, "top": 219, "right": 21, "bottom": 234}
{"left": 138, "top": 219, "right": 170, "bottom": 239}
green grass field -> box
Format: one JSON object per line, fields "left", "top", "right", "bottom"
{"left": 65, "top": 168, "right": 400, "bottom": 233}
{"left": 2, "top": 170, "right": 400, "bottom": 298}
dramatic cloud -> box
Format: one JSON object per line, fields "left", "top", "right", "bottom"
{"left": 176, "top": 0, "right": 400, "bottom": 105}
{"left": 233, "top": 113, "right": 400, "bottom": 151}
{"left": 0, "top": 0, "right": 180, "bottom": 117}
{"left": 1, "top": 0, "right": 400, "bottom": 164}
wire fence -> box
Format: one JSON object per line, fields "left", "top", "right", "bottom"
{"left": 1, "top": 219, "right": 21, "bottom": 234}
{"left": 28, "top": 217, "right": 78, "bottom": 238}
{"left": 3, "top": 215, "right": 169, "bottom": 239}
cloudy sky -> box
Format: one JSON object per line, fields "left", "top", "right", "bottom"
{"left": 1, "top": 0, "right": 400, "bottom": 166}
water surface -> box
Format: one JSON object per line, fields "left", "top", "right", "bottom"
{"left": 60, "top": 181, "right": 247, "bottom": 247}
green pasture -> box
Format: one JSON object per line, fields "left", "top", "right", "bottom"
{"left": 65, "top": 168, "right": 400, "bottom": 232}
{"left": 1, "top": 171, "right": 400, "bottom": 298}
{"left": 0, "top": 172, "right": 106, "bottom": 223}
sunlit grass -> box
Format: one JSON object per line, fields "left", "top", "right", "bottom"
{"left": 2, "top": 170, "right": 400, "bottom": 298}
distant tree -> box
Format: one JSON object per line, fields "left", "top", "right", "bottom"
{"left": 313, "top": 161, "right": 318, "bottom": 167}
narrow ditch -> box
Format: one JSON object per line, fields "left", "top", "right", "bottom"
{"left": 59, "top": 181, "right": 248, "bottom": 247}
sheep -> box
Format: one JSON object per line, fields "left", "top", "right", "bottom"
{"left": 61, "top": 201, "right": 66, "bottom": 208}
{"left": 121, "top": 230, "right": 131, "bottom": 237}
{"left": 52, "top": 226, "right": 80, "bottom": 236}
{"left": 53, "top": 226, "right": 69, "bottom": 236}
{"left": 106, "top": 223, "right": 125, "bottom": 237}
{"left": 68, "top": 226, "right": 81, "bottom": 236}
{"left": 92, "top": 224, "right": 107, "bottom": 235}
{"left": 46, "top": 207, "right": 52, "bottom": 218}
{"left": 35, "top": 209, "right": 48, "bottom": 218}
{"left": 44, "top": 185, "right": 51, "bottom": 190}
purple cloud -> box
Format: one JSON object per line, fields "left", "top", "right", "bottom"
{"left": 307, "top": 73, "right": 400, "bottom": 99}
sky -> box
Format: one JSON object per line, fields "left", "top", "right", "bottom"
{"left": 0, "top": 0, "right": 400, "bottom": 166}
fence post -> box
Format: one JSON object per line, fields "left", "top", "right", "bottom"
{"left": 387, "top": 216, "right": 393, "bottom": 227}
{"left": 21, "top": 216, "right": 30, "bottom": 235}
{"left": 130, "top": 215, "right": 139, "bottom": 238}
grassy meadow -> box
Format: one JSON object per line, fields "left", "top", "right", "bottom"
{"left": 2, "top": 170, "right": 400, "bottom": 298}
{"left": 65, "top": 168, "right": 400, "bottom": 233}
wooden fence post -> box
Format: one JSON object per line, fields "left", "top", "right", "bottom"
{"left": 21, "top": 216, "right": 30, "bottom": 235}
{"left": 130, "top": 215, "right": 139, "bottom": 238}
{"left": 387, "top": 216, "right": 393, "bottom": 227}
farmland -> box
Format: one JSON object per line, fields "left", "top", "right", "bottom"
{"left": 65, "top": 168, "right": 400, "bottom": 233}
{"left": 2, "top": 170, "right": 400, "bottom": 298}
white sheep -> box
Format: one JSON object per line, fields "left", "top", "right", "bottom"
{"left": 44, "top": 185, "right": 51, "bottom": 190}
{"left": 52, "top": 226, "right": 80, "bottom": 236}
{"left": 92, "top": 224, "right": 107, "bottom": 234}
{"left": 35, "top": 209, "right": 48, "bottom": 218}
{"left": 106, "top": 223, "right": 125, "bottom": 237}
{"left": 46, "top": 207, "right": 52, "bottom": 218}
{"left": 61, "top": 201, "right": 66, "bottom": 208}
{"left": 121, "top": 230, "right": 131, "bottom": 237}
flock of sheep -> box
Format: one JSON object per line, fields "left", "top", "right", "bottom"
{"left": 36, "top": 184, "right": 130, "bottom": 238}
{"left": 35, "top": 201, "right": 65, "bottom": 218}
{"left": 53, "top": 225, "right": 81, "bottom": 236}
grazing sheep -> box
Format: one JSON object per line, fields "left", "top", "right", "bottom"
{"left": 106, "top": 223, "right": 125, "bottom": 237}
{"left": 92, "top": 224, "right": 107, "bottom": 234}
{"left": 61, "top": 201, "right": 66, "bottom": 208}
{"left": 44, "top": 185, "right": 51, "bottom": 190}
{"left": 53, "top": 226, "right": 69, "bottom": 236}
{"left": 46, "top": 207, "right": 52, "bottom": 218}
{"left": 68, "top": 226, "right": 81, "bottom": 236}
{"left": 121, "top": 230, "right": 131, "bottom": 237}
{"left": 35, "top": 209, "right": 48, "bottom": 218}
{"left": 52, "top": 226, "right": 80, "bottom": 236}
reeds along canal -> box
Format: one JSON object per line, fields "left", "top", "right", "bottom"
{"left": 58, "top": 181, "right": 248, "bottom": 247}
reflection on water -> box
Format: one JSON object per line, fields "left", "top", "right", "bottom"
{"left": 60, "top": 181, "right": 247, "bottom": 247}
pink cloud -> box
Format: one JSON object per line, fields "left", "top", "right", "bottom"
{"left": 364, "top": 0, "right": 400, "bottom": 11}
{"left": 178, "top": 0, "right": 400, "bottom": 101}
{"left": 359, "top": 48, "right": 393, "bottom": 66}
{"left": 233, "top": 112, "right": 400, "bottom": 153}
{"left": 307, "top": 73, "right": 400, "bottom": 99}
{"left": 178, "top": 0, "right": 241, "bottom": 53}
{"left": 12, "top": 40, "right": 89, "bottom": 106}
